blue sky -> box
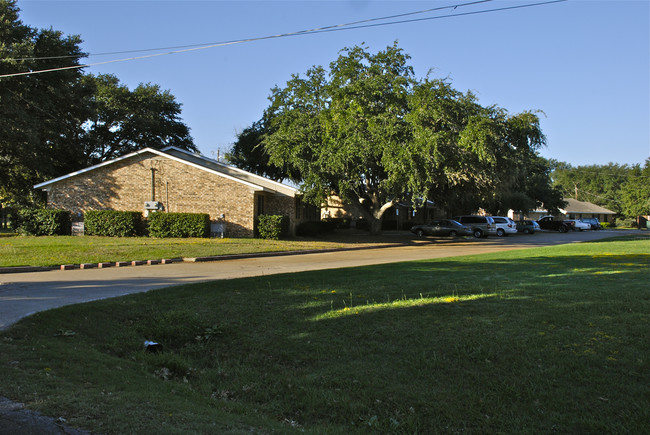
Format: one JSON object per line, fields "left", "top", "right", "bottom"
{"left": 16, "top": 0, "right": 650, "bottom": 167}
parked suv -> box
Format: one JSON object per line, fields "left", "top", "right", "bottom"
{"left": 491, "top": 216, "right": 518, "bottom": 236}
{"left": 453, "top": 215, "right": 497, "bottom": 238}
{"left": 564, "top": 219, "right": 591, "bottom": 231}
{"left": 580, "top": 217, "right": 602, "bottom": 230}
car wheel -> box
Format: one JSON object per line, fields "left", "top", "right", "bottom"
{"left": 473, "top": 229, "right": 483, "bottom": 238}
{"left": 416, "top": 229, "right": 424, "bottom": 237}
{"left": 559, "top": 225, "right": 568, "bottom": 233}
{"left": 449, "top": 230, "right": 457, "bottom": 237}
{"left": 496, "top": 228, "right": 505, "bottom": 237}
{"left": 523, "top": 228, "right": 531, "bottom": 234}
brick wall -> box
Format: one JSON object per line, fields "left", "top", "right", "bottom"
{"left": 43, "top": 152, "right": 275, "bottom": 237}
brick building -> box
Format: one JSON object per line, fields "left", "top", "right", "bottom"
{"left": 34, "top": 147, "right": 318, "bottom": 237}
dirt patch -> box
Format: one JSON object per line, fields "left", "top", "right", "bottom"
{"left": 0, "top": 396, "right": 91, "bottom": 435}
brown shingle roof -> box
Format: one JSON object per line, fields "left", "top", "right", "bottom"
{"left": 561, "top": 198, "right": 615, "bottom": 215}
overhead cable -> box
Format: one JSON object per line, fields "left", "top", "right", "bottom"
{"left": 5, "top": 0, "right": 495, "bottom": 62}
{"left": 0, "top": 0, "right": 567, "bottom": 79}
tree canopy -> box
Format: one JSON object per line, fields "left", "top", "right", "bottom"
{"left": 80, "top": 74, "right": 195, "bottom": 165}
{"left": 233, "top": 43, "right": 558, "bottom": 233}
{"left": 619, "top": 159, "right": 650, "bottom": 218}
{"left": 551, "top": 159, "right": 650, "bottom": 219}
{"left": 1, "top": 0, "right": 88, "bottom": 204}
{"left": 226, "top": 120, "right": 289, "bottom": 182}
{"left": 0, "top": 0, "right": 195, "bottom": 205}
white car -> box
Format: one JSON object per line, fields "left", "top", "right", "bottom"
{"left": 565, "top": 219, "right": 591, "bottom": 231}
{"left": 491, "top": 216, "right": 518, "bottom": 236}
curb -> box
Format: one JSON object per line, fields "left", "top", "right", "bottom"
{"left": 0, "top": 244, "right": 408, "bottom": 275}
{"left": 0, "top": 266, "right": 54, "bottom": 274}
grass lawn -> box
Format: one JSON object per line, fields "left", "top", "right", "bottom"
{"left": 0, "top": 236, "right": 648, "bottom": 433}
{"left": 0, "top": 235, "right": 385, "bottom": 267}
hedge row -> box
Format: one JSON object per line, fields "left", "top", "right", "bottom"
{"left": 257, "top": 215, "right": 289, "bottom": 240}
{"left": 148, "top": 212, "right": 210, "bottom": 238}
{"left": 85, "top": 210, "right": 210, "bottom": 238}
{"left": 12, "top": 209, "right": 213, "bottom": 238}
{"left": 12, "top": 209, "right": 71, "bottom": 236}
{"left": 85, "top": 210, "right": 145, "bottom": 237}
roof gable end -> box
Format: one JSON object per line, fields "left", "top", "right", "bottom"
{"left": 161, "top": 146, "right": 298, "bottom": 196}
{"left": 34, "top": 147, "right": 295, "bottom": 195}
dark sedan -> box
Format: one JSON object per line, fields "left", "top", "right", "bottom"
{"left": 516, "top": 220, "right": 539, "bottom": 234}
{"left": 411, "top": 219, "right": 471, "bottom": 237}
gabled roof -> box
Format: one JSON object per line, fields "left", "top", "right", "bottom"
{"left": 34, "top": 147, "right": 299, "bottom": 197}
{"left": 560, "top": 198, "right": 615, "bottom": 215}
{"left": 161, "top": 147, "right": 298, "bottom": 196}
{"left": 534, "top": 198, "right": 616, "bottom": 215}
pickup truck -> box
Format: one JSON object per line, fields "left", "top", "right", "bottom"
{"left": 536, "top": 216, "right": 574, "bottom": 233}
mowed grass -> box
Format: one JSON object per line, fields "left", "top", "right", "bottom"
{"left": 0, "top": 236, "right": 648, "bottom": 433}
{"left": 0, "top": 235, "right": 368, "bottom": 267}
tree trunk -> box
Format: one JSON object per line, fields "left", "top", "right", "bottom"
{"left": 346, "top": 194, "right": 395, "bottom": 236}
{"left": 369, "top": 217, "right": 383, "bottom": 235}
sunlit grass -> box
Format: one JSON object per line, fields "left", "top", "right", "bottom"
{"left": 0, "top": 235, "right": 371, "bottom": 267}
{"left": 312, "top": 292, "right": 497, "bottom": 320}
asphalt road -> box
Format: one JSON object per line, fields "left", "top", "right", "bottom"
{"left": 0, "top": 229, "right": 643, "bottom": 330}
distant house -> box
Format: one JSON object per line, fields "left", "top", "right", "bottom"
{"left": 34, "top": 147, "right": 318, "bottom": 237}
{"left": 321, "top": 194, "right": 439, "bottom": 231}
{"left": 528, "top": 198, "right": 616, "bottom": 223}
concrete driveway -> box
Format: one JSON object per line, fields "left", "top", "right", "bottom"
{"left": 0, "top": 230, "right": 642, "bottom": 330}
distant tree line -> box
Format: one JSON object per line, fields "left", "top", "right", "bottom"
{"left": 550, "top": 159, "right": 650, "bottom": 220}
{"left": 228, "top": 43, "right": 566, "bottom": 234}
{"left": 0, "top": 0, "right": 195, "bottom": 206}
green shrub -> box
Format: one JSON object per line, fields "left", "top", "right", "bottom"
{"left": 84, "top": 210, "right": 145, "bottom": 237}
{"left": 601, "top": 221, "right": 612, "bottom": 229}
{"left": 12, "top": 208, "right": 71, "bottom": 236}
{"left": 148, "top": 212, "right": 210, "bottom": 238}
{"left": 354, "top": 219, "right": 370, "bottom": 231}
{"left": 296, "top": 220, "right": 338, "bottom": 237}
{"left": 257, "top": 215, "right": 289, "bottom": 239}
{"left": 614, "top": 217, "right": 635, "bottom": 229}
{"left": 322, "top": 218, "right": 351, "bottom": 229}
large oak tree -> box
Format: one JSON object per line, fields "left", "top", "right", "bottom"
{"left": 79, "top": 74, "right": 195, "bottom": 165}
{"left": 0, "top": 0, "right": 196, "bottom": 205}
{"left": 1, "top": 0, "right": 88, "bottom": 204}
{"left": 240, "top": 43, "right": 552, "bottom": 234}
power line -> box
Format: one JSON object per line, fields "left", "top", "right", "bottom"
{"left": 4, "top": 0, "right": 495, "bottom": 62}
{"left": 0, "top": 0, "right": 567, "bottom": 79}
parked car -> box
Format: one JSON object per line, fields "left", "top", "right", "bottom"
{"left": 565, "top": 219, "right": 591, "bottom": 231}
{"left": 453, "top": 215, "right": 497, "bottom": 238}
{"left": 536, "top": 216, "right": 574, "bottom": 233}
{"left": 411, "top": 219, "right": 471, "bottom": 237}
{"left": 491, "top": 216, "right": 518, "bottom": 236}
{"left": 580, "top": 217, "right": 602, "bottom": 230}
{"left": 516, "top": 220, "right": 539, "bottom": 234}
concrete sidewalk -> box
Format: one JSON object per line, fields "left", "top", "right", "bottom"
{"left": 1, "top": 229, "right": 637, "bottom": 331}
